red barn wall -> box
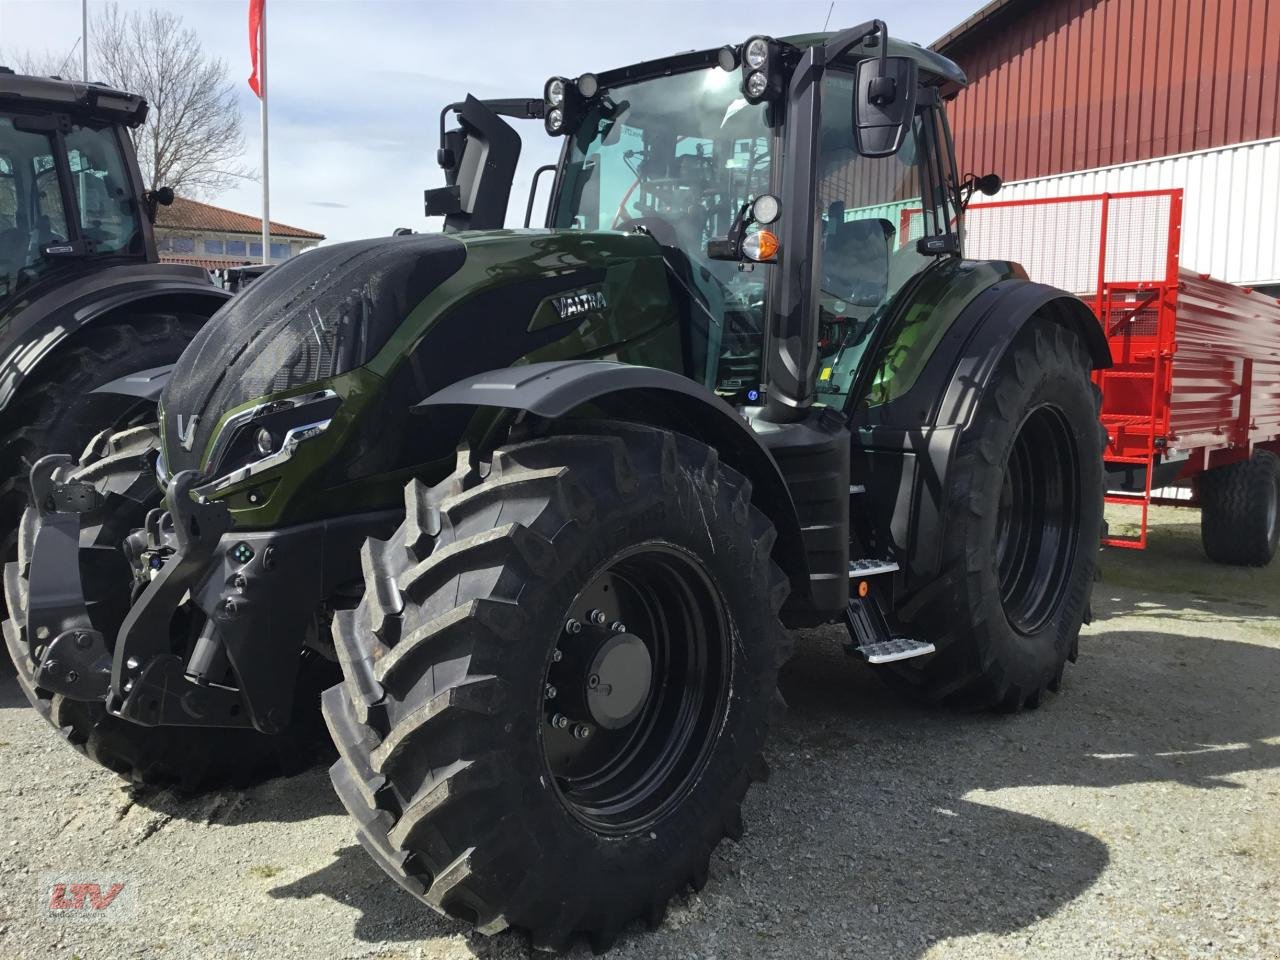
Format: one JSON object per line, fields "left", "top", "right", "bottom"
{"left": 940, "top": 0, "right": 1280, "bottom": 183}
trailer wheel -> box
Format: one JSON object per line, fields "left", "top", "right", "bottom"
{"left": 2, "top": 428, "right": 335, "bottom": 790}
{"left": 887, "top": 317, "right": 1105, "bottom": 710}
{"left": 322, "top": 421, "right": 790, "bottom": 951}
{"left": 1200, "top": 450, "right": 1280, "bottom": 567}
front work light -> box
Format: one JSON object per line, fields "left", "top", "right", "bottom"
{"left": 744, "top": 37, "right": 770, "bottom": 70}
{"left": 544, "top": 75, "right": 597, "bottom": 136}
{"left": 738, "top": 35, "right": 782, "bottom": 104}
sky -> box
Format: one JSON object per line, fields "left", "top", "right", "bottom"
{"left": 0, "top": 0, "right": 983, "bottom": 244}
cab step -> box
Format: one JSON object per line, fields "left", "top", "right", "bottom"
{"left": 851, "top": 636, "right": 936, "bottom": 664}
{"left": 849, "top": 558, "right": 899, "bottom": 578}
{"left": 842, "top": 592, "right": 935, "bottom": 664}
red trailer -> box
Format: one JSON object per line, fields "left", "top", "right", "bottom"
{"left": 912, "top": 189, "right": 1280, "bottom": 564}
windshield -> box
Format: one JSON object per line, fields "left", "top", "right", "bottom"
{"left": 0, "top": 116, "right": 142, "bottom": 301}
{"left": 551, "top": 66, "right": 774, "bottom": 398}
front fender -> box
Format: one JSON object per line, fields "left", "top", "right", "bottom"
{"left": 417, "top": 360, "right": 813, "bottom": 605}
{"left": 0, "top": 264, "right": 228, "bottom": 410}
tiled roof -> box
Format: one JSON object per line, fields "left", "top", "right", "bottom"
{"left": 159, "top": 255, "right": 257, "bottom": 270}
{"left": 155, "top": 196, "right": 324, "bottom": 240}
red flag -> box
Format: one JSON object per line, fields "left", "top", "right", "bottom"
{"left": 248, "top": 0, "right": 264, "bottom": 98}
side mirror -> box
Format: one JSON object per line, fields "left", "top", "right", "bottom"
{"left": 143, "top": 186, "right": 175, "bottom": 222}
{"left": 852, "top": 55, "right": 918, "bottom": 158}
{"left": 976, "top": 172, "right": 1002, "bottom": 196}
{"left": 425, "top": 95, "right": 522, "bottom": 232}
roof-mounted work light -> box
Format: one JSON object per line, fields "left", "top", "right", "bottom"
{"left": 734, "top": 35, "right": 782, "bottom": 104}
{"left": 544, "top": 74, "right": 598, "bottom": 136}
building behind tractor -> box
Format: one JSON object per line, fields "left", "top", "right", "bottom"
{"left": 5, "top": 22, "right": 1110, "bottom": 951}
{"left": 0, "top": 69, "right": 230, "bottom": 567}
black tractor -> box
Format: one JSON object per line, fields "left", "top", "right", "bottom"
{"left": 0, "top": 68, "right": 229, "bottom": 568}
{"left": 4, "top": 22, "right": 1107, "bottom": 951}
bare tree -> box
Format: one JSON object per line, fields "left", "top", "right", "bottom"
{"left": 0, "top": 45, "right": 81, "bottom": 79}
{"left": 90, "top": 3, "right": 250, "bottom": 198}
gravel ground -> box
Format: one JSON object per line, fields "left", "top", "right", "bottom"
{"left": 1, "top": 505, "right": 1277, "bottom": 960}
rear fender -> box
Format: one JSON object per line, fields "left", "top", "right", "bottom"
{"left": 853, "top": 279, "right": 1109, "bottom": 594}
{"left": 417, "top": 360, "right": 813, "bottom": 605}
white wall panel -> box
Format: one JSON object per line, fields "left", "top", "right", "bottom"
{"left": 994, "top": 137, "right": 1280, "bottom": 287}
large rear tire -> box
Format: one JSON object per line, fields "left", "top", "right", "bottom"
{"left": 2, "top": 428, "right": 334, "bottom": 791}
{"left": 886, "top": 317, "right": 1105, "bottom": 710}
{"left": 322, "top": 421, "right": 790, "bottom": 951}
{"left": 1199, "top": 450, "right": 1279, "bottom": 567}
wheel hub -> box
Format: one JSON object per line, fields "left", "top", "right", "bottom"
{"left": 550, "top": 619, "right": 653, "bottom": 731}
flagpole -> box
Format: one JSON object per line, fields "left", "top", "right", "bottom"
{"left": 259, "top": 0, "right": 270, "bottom": 265}
{"left": 82, "top": 0, "right": 89, "bottom": 80}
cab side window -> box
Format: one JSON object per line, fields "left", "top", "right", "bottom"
{"left": 812, "top": 69, "right": 940, "bottom": 401}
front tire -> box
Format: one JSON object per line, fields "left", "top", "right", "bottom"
{"left": 887, "top": 317, "right": 1105, "bottom": 710}
{"left": 2, "top": 428, "right": 334, "bottom": 790}
{"left": 322, "top": 422, "right": 790, "bottom": 951}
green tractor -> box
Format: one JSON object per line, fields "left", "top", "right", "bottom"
{"left": 3, "top": 21, "right": 1107, "bottom": 951}
{"left": 0, "top": 70, "right": 231, "bottom": 570}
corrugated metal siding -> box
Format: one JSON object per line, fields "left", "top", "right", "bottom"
{"left": 941, "top": 0, "right": 1280, "bottom": 183}
{"left": 993, "top": 137, "right": 1280, "bottom": 285}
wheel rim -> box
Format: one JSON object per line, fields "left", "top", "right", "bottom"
{"left": 540, "top": 542, "right": 730, "bottom": 836}
{"left": 994, "top": 405, "right": 1081, "bottom": 635}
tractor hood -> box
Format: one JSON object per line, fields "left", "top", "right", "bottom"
{"left": 159, "top": 229, "right": 673, "bottom": 482}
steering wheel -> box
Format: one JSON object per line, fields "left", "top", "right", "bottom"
{"left": 612, "top": 177, "right": 644, "bottom": 229}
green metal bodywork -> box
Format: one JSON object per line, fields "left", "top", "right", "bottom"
{"left": 168, "top": 229, "right": 687, "bottom": 529}
{"left": 864, "top": 257, "right": 1025, "bottom": 408}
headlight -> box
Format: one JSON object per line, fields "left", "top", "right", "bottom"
{"left": 194, "top": 389, "right": 341, "bottom": 495}
{"left": 745, "top": 70, "right": 769, "bottom": 99}
{"left": 744, "top": 37, "right": 769, "bottom": 70}
{"left": 254, "top": 427, "right": 275, "bottom": 456}
{"left": 546, "top": 107, "right": 564, "bottom": 133}
{"left": 547, "top": 78, "right": 565, "bottom": 105}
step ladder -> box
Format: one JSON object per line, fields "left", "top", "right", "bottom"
{"left": 842, "top": 558, "right": 935, "bottom": 664}
{"left": 1095, "top": 282, "right": 1175, "bottom": 550}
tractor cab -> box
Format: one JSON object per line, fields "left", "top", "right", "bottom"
{"left": 0, "top": 69, "right": 163, "bottom": 310}
{"left": 429, "top": 24, "right": 969, "bottom": 419}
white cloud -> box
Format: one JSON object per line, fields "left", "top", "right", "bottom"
{"left": 1, "top": 0, "right": 978, "bottom": 242}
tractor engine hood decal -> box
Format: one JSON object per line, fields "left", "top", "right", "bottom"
{"left": 159, "top": 234, "right": 466, "bottom": 475}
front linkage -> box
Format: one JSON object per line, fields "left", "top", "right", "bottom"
{"left": 3, "top": 428, "right": 393, "bottom": 785}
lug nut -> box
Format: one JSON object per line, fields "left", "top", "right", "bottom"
{"left": 589, "top": 609, "right": 607, "bottom": 625}
{"left": 44, "top": 659, "right": 60, "bottom": 676}
{"left": 126, "top": 657, "right": 140, "bottom": 671}
{"left": 565, "top": 619, "right": 582, "bottom": 635}
{"left": 74, "top": 632, "right": 93, "bottom": 650}
{"left": 611, "top": 621, "right": 627, "bottom": 634}
{"left": 552, "top": 649, "right": 563, "bottom": 663}
{"left": 544, "top": 684, "right": 557, "bottom": 700}
{"left": 552, "top": 713, "right": 570, "bottom": 729}
{"left": 587, "top": 674, "right": 600, "bottom": 689}
{"left": 573, "top": 724, "right": 593, "bottom": 740}
{"left": 65, "top": 670, "right": 79, "bottom": 684}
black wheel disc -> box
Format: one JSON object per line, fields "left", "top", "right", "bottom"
{"left": 541, "top": 542, "right": 730, "bottom": 836}
{"left": 994, "top": 405, "right": 1081, "bottom": 634}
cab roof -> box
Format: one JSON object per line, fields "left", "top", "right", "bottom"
{"left": 0, "top": 68, "right": 148, "bottom": 127}
{"left": 591, "top": 28, "right": 967, "bottom": 93}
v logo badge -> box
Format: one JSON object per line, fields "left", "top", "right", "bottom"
{"left": 176, "top": 415, "right": 200, "bottom": 452}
